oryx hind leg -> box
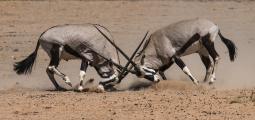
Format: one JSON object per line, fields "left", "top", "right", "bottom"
{"left": 173, "top": 56, "right": 199, "bottom": 85}
{"left": 47, "top": 44, "right": 72, "bottom": 88}
{"left": 46, "top": 68, "right": 66, "bottom": 91}
{"left": 202, "top": 33, "right": 220, "bottom": 85}
{"left": 199, "top": 49, "right": 213, "bottom": 83}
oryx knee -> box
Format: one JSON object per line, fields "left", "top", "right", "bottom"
{"left": 47, "top": 66, "right": 59, "bottom": 74}
{"left": 47, "top": 66, "right": 55, "bottom": 71}
{"left": 215, "top": 56, "right": 220, "bottom": 62}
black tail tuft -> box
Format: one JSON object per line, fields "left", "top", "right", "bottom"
{"left": 13, "top": 41, "right": 40, "bottom": 75}
{"left": 218, "top": 30, "right": 237, "bottom": 61}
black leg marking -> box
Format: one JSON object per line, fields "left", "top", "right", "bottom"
{"left": 174, "top": 56, "right": 185, "bottom": 69}
{"left": 46, "top": 44, "right": 61, "bottom": 90}
{"left": 49, "top": 44, "right": 61, "bottom": 67}
{"left": 202, "top": 34, "right": 219, "bottom": 62}
{"left": 158, "top": 60, "right": 174, "bottom": 80}
{"left": 200, "top": 55, "right": 212, "bottom": 82}
{"left": 46, "top": 44, "right": 70, "bottom": 90}
{"left": 200, "top": 55, "right": 211, "bottom": 70}
{"left": 202, "top": 33, "right": 220, "bottom": 84}
{"left": 202, "top": 33, "right": 219, "bottom": 74}
{"left": 159, "top": 71, "right": 167, "bottom": 80}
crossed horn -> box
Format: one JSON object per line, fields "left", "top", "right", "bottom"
{"left": 93, "top": 25, "right": 149, "bottom": 82}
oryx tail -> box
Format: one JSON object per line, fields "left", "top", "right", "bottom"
{"left": 14, "top": 40, "right": 40, "bottom": 74}
{"left": 218, "top": 30, "right": 237, "bottom": 61}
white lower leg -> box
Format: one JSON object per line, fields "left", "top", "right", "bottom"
{"left": 204, "top": 66, "right": 213, "bottom": 82}
{"left": 183, "top": 66, "right": 199, "bottom": 85}
{"left": 210, "top": 57, "right": 219, "bottom": 84}
{"left": 48, "top": 66, "right": 72, "bottom": 86}
{"left": 78, "top": 71, "right": 86, "bottom": 91}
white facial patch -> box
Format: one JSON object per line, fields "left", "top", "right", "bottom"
{"left": 140, "top": 66, "right": 156, "bottom": 76}
{"left": 153, "top": 75, "right": 160, "bottom": 82}
{"left": 101, "top": 74, "right": 117, "bottom": 83}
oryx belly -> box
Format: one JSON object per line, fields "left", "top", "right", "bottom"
{"left": 61, "top": 50, "right": 79, "bottom": 61}
{"left": 180, "top": 41, "right": 201, "bottom": 56}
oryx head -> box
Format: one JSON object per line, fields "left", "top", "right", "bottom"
{"left": 94, "top": 25, "right": 160, "bottom": 85}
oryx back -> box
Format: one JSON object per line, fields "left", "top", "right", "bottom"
{"left": 39, "top": 24, "right": 118, "bottom": 65}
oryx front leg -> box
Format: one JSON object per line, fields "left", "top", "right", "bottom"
{"left": 78, "top": 60, "right": 89, "bottom": 91}
{"left": 174, "top": 56, "right": 199, "bottom": 85}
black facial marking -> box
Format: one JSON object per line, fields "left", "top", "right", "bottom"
{"left": 144, "top": 75, "right": 155, "bottom": 82}
{"left": 176, "top": 33, "right": 200, "bottom": 55}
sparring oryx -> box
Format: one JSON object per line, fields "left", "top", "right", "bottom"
{"left": 129, "top": 18, "right": 237, "bottom": 85}
{"left": 13, "top": 24, "right": 136, "bottom": 91}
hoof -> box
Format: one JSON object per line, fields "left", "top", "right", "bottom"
{"left": 63, "top": 76, "right": 72, "bottom": 87}
{"left": 78, "top": 86, "right": 84, "bottom": 92}
{"left": 96, "top": 84, "right": 105, "bottom": 93}
{"left": 209, "top": 77, "right": 216, "bottom": 85}
{"left": 209, "top": 81, "right": 214, "bottom": 85}
{"left": 193, "top": 80, "right": 199, "bottom": 85}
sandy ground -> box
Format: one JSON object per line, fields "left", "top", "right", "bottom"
{"left": 0, "top": 0, "right": 255, "bottom": 119}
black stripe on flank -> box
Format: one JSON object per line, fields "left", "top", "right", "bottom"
{"left": 63, "top": 45, "right": 84, "bottom": 59}
{"left": 176, "top": 33, "right": 200, "bottom": 55}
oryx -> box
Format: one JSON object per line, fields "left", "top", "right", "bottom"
{"left": 130, "top": 18, "right": 237, "bottom": 85}
{"left": 109, "top": 18, "right": 237, "bottom": 86}
{"left": 13, "top": 24, "right": 134, "bottom": 91}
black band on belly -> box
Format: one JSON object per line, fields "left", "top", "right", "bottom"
{"left": 63, "top": 45, "right": 83, "bottom": 59}
{"left": 176, "top": 33, "right": 201, "bottom": 55}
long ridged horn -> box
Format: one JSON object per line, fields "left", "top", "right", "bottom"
{"left": 117, "top": 31, "right": 149, "bottom": 83}
{"left": 93, "top": 25, "right": 140, "bottom": 73}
